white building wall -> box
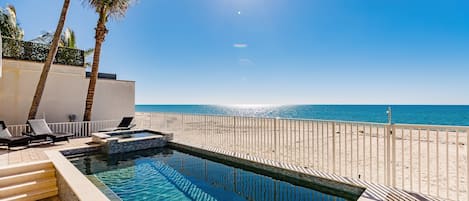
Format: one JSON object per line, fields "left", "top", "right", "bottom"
{"left": 0, "top": 59, "right": 135, "bottom": 124}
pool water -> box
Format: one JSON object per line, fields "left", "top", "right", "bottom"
{"left": 111, "top": 132, "right": 155, "bottom": 139}
{"left": 69, "top": 148, "right": 350, "bottom": 201}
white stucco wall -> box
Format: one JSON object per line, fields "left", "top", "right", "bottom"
{"left": 0, "top": 59, "right": 135, "bottom": 124}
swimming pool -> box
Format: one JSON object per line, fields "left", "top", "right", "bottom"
{"left": 68, "top": 147, "right": 355, "bottom": 201}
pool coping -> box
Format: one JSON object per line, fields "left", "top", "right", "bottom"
{"left": 43, "top": 129, "right": 172, "bottom": 201}
{"left": 45, "top": 145, "right": 111, "bottom": 201}
{"left": 168, "top": 142, "right": 366, "bottom": 200}
{"left": 92, "top": 129, "right": 173, "bottom": 143}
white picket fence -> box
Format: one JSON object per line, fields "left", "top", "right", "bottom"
{"left": 7, "top": 120, "right": 121, "bottom": 138}
{"left": 135, "top": 112, "right": 469, "bottom": 201}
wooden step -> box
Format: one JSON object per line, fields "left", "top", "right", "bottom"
{"left": 0, "top": 178, "right": 57, "bottom": 199}
{"left": 0, "top": 187, "right": 58, "bottom": 201}
{"left": 0, "top": 161, "right": 53, "bottom": 178}
{"left": 0, "top": 169, "right": 55, "bottom": 188}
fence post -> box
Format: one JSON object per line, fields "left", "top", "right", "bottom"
{"left": 87, "top": 121, "right": 91, "bottom": 137}
{"left": 391, "top": 124, "right": 396, "bottom": 188}
{"left": 332, "top": 122, "right": 336, "bottom": 174}
{"left": 204, "top": 115, "right": 207, "bottom": 148}
{"left": 181, "top": 113, "right": 184, "bottom": 134}
{"left": 163, "top": 113, "right": 167, "bottom": 130}
{"left": 385, "top": 124, "right": 389, "bottom": 186}
{"left": 274, "top": 117, "right": 278, "bottom": 161}
{"left": 466, "top": 128, "right": 469, "bottom": 201}
{"left": 146, "top": 112, "right": 152, "bottom": 129}
{"left": 233, "top": 116, "right": 236, "bottom": 153}
{"left": 385, "top": 107, "right": 393, "bottom": 186}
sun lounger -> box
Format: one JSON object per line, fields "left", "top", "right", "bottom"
{"left": 99, "top": 117, "right": 136, "bottom": 132}
{"left": 0, "top": 121, "right": 30, "bottom": 149}
{"left": 25, "top": 119, "right": 74, "bottom": 143}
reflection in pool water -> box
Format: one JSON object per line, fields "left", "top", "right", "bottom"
{"left": 69, "top": 148, "right": 349, "bottom": 201}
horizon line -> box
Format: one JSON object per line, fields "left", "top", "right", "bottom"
{"left": 135, "top": 104, "right": 469, "bottom": 106}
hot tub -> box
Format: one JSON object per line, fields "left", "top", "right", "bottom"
{"left": 92, "top": 129, "right": 173, "bottom": 154}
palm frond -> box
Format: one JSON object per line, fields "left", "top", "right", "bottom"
{"left": 85, "top": 0, "right": 136, "bottom": 20}
{"left": 84, "top": 48, "right": 94, "bottom": 56}
{"left": 0, "top": 4, "right": 24, "bottom": 40}
{"left": 63, "top": 27, "right": 77, "bottom": 48}
{"left": 6, "top": 4, "right": 15, "bottom": 14}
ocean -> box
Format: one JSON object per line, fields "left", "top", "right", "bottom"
{"left": 135, "top": 105, "right": 469, "bottom": 126}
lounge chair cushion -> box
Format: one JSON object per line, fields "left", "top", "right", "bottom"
{"left": 0, "top": 128, "right": 12, "bottom": 138}
{"left": 0, "top": 135, "right": 30, "bottom": 148}
{"left": 3, "top": 136, "right": 29, "bottom": 141}
{"left": 118, "top": 117, "right": 134, "bottom": 127}
{"left": 99, "top": 117, "right": 135, "bottom": 132}
{"left": 0, "top": 121, "right": 12, "bottom": 138}
{"left": 28, "top": 119, "right": 53, "bottom": 135}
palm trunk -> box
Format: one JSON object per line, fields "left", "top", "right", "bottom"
{"left": 83, "top": 9, "right": 108, "bottom": 121}
{"left": 28, "top": 0, "right": 70, "bottom": 120}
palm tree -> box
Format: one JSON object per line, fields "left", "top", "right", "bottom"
{"left": 0, "top": 4, "right": 24, "bottom": 40}
{"left": 83, "top": 0, "right": 134, "bottom": 121}
{"left": 27, "top": 0, "right": 71, "bottom": 120}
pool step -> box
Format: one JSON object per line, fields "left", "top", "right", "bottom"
{"left": 0, "top": 187, "right": 58, "bottom": 201}
{"left": 0, "top": 169, "right": 56, "bottom": 188}
{"left": 0, "top": 178, "right": 57, "bottom": 199}
{"left": 0, "top": 161, "right": 58, "bottom": 201}
{"left": 0, "top": 161, "right": 54, "bottom": 178}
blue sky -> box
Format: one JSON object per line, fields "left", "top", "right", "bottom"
{"left": 6, "top": 0, "right": 469, "bottom": 105}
